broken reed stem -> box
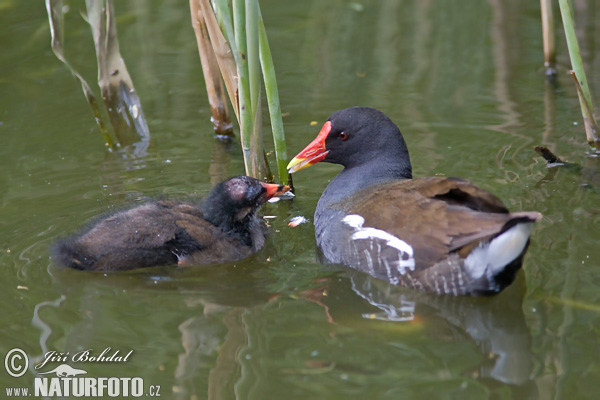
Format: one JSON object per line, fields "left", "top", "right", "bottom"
{"left": 190, "top": 0, "right": 233, "bottom": 136}
{"left": 86, "top": 0, "right": 150, "bottom": 147}
{"left": 45, "top": 0, "right": 116, "bottom": 150}
{"left": 540, "top": 0, "right": 557, "bottom": 77}
{"left": 214, "top": 0, "right": 239, "bottom": 66}
{"left": 558, "top": 0, "right": 598, "bottom": 149}
{"left": 197, "top": 0, "right": 239, "bottom": 120}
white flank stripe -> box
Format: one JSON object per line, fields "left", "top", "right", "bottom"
{"left": 342, "top": 214, "right": 416, "bottom": 274}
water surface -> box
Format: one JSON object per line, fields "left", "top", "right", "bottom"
{"left": 1, "top": 1, "right": 599, "bottom": 399}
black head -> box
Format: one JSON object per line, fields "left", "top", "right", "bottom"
{"left": 202, "top": 176, "right": 289, "bottom": 228}
{"left": 287, "top": 107, "right": 412, "bottom": 178}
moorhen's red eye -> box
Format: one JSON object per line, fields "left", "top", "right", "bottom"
{"left": 338, "top": 132, "right": 349, "bottom": 141}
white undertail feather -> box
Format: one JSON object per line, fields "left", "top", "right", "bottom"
{"left": 465, "top": 222, "right": 534, "bottom": 279}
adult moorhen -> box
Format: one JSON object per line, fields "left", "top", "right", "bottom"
{"left": 53, "top": 176, "right": 289, "bottom": 271}
{"left": 287, "top": 107, "right": 541, "bottom": 296}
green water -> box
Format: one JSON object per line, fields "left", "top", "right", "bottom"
{"left": 1, "top": 1, "right": 599, "bottom": 399}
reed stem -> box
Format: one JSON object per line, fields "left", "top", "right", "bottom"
{"left": 540, "top": 0, "right": 557, "bottom": 77}
{"left": 558, "top": 0, "right": 598, "bottom": 148}
{"left": 570, "top": 72, "right": 600, "bottom": 148}
{"left": 46, "top": 0, "right": 116, "bottom": 150}
{"left": 194, "top": 0, "right": 288, "bottom": 181}
{"left": 233, "top": 0, "right": 253, "bottom": 174}
{"left": 245, "top": 0, "right": 264, "bottom": 178}
{"left": 190, "top": 0, "right": 233, "bottom": 136}
{"left": 258, "top": 11, "right": 290, "bottom": 185}
{"left": 86, "top": 0, "right": 150, "bottom": 147}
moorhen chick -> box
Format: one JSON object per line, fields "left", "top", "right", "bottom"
{"left": 287, "top": 107, "right": 541, "bottom": 296}
{"left": 53, "top": 176, "right": 289, "bottom": 271}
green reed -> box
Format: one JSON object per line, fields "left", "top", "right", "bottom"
{"left": 558, "top": 0, "right": 599, "bottom": 148}
{"left": 193, "top": 0, "right": 290, "bottom": 185}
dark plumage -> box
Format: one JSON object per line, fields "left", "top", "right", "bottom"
{"left": 287, "top": 107, "right": 541, "bottom": 296}
{"left": 53, "top": 176, "right": 289, "bottom": 271}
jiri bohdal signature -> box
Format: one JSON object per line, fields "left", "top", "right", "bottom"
{"left": 35, "top": 347, "right": 133, "bottom": 370}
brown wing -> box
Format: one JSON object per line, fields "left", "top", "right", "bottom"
{"left": 73, "top": 201, "right": 217, "bottom": 269}
{"left": 163, "top": 201, "right": 216, "bottom": 247}
{"left": 346, "top": 177, "right": 514, "bottom": 269}
{"left": 80, "top": 203, "right": 179, "bottom": 249}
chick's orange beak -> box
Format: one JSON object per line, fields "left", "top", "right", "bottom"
{"left": 260, "top": 182, "right": 290, "bottom": 200}
{"left": 287, "top": 121, "right": 331, "bottom": 173}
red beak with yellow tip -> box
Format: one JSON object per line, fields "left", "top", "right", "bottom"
{"left": 287, "top": 121, "right": 332, "bottom": 173}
